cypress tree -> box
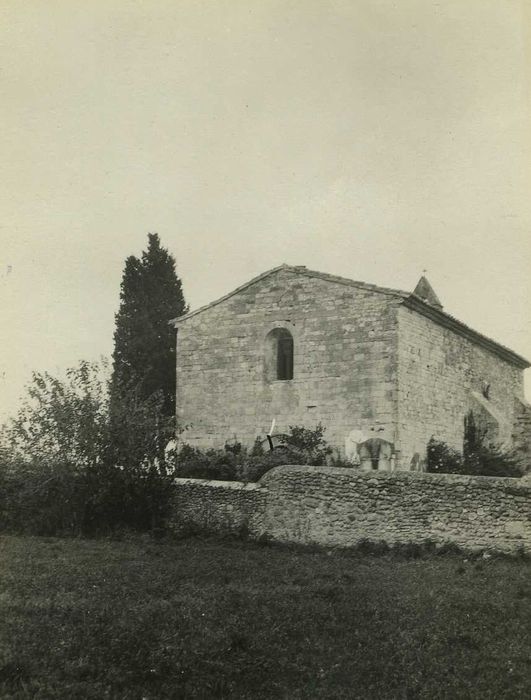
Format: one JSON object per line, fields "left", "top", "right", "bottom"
{"left": 111, "top": 233, "right": 187, "bottom": 418}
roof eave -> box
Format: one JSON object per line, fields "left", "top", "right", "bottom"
{"left": 402, "top": 295, "right": 530, "bottom": 369}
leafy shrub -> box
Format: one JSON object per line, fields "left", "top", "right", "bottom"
{"left": 174, "top": 424, "right": 334, "bottom": 482}
{"left": 250, "top": 436, "right": 265, "bottom": 457}
{"left": 0, "top": 359, "right": 179, "bottom": 537}
{"left": 463, "top": 445, "right": 523, "bottom": 478}
{"left": 426, "top": 412, "right": 524, "bottom": 478}
{"left": 262, "top": 421, "right": 332, "bottom": 471}
{"left": 174, "top": 443, "right": 288, "bottom": 482}
{"left": 426, "top": 438, "right": 463, "bottom": 474}
{"left": 0, "top": 459, "right": 90, "bottom": 536}
{"left": 174, "top": 444, "right": 240, "bottom": 481}
{"left": 275, "top": 422, "right": 332, "bottom": 465}
{"left": 81, "top": 465, "right": 176, "bottom": 534}
{"left": 0, "top": 457, "right": 175, "bottom": 537}
{"left": 242, "top": 448, "right": 308, "bottom": 482}
{"left": 463, "top": 411, "right": 523, "bottom": 477}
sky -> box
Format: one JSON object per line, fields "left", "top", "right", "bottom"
{"left": 1, "top": 0, "right": 531, "bottom": 420}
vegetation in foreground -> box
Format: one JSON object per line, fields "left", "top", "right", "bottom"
{"left": 0, "top": 231, "right": 189, "bottom": 537}
{"left": 426, "top": 410, "right": 524, "bottom": 478}
{"left": 1, "top": 535, "right": 530, "bottom": 699}
{"left": 175, "top": 423, "right": 345, "bottom": 482}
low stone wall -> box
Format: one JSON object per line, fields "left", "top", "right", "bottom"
{"left": 170, "top": 478, "right": 266, "bottom": 536}
{"left": 171, "top": 467, "right": 531, "bottom": 553}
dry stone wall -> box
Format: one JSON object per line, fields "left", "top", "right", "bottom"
{"left": 170, "top": 478, "right": 266, "bottom": 536}
{"left": 171, "top": 466, "right": 531, "bottom": 553}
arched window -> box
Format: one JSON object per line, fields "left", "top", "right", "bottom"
{"left": 265, "top": 328, "right": 294, "bottom": 381}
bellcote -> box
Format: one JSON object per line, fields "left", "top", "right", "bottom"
{"left": 412, "top": 275, "right": 443, "bottom": 310}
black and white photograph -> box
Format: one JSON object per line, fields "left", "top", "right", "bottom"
{"left": 1, "top": 1, "right": 530, "bottom": 697}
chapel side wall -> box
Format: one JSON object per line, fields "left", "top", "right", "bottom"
{"left": 397, "top": 305, "right": 523, "bottom": 469}
{"left": 175, "top": 269, "right": 400, "bottom": 452}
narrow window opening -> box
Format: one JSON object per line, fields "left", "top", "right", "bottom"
{"left": 277, "top": 333, "right": 293, "bottom": 380}
{"left": 265, "top": 328, "right": 294, "bottom": 381}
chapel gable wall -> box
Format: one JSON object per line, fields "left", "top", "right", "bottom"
{"left": 175, "top": 269, "right": 401, "bottom": 452}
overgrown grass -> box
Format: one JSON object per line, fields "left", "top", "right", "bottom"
{"left": 1, "top": 535, "right": 530, "bottom": 698}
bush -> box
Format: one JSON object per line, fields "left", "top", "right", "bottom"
{"left": 242, "top": 448, "right": 307, "bottom": 482}
{"left": 463, "top": 411, "right": 523, "bottom": 477}
{"left": 174, "top": 424, "right": 334, "bottom": 482}
{"left": 0, "top": 359, "right": 179, "bottom": 537}
{"left": 462, "top": 444, "right": 523, "bottom": 478}
{"left": 275, "top": 422, "right": 332, "bottom": 465}
{"left": 174, "top": 444, "right": 240, "bottom": 481}
{"left": 0, "top": 459, "right": 90, "bottom": 536}
{"left": 0, "top": 458, "right": 176, "bottom": 537}
{"left": 426, "top": 413, "right": 524, "bottom": 478}
{"left": 81, "top": 465, "right": 176, "bottom": 535}
{"left": 174, "top": 442, "right": 289, "bottom": 482}
{"left": 426, "top": 438, "right": 463, "bottom": 474}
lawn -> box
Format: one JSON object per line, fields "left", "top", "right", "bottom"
{"left": 0, "top": 535, "right": 530, "bottom": 699}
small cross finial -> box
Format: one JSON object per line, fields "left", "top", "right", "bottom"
{"left": 422, "top": 268, "right": 428, "bottom": 276}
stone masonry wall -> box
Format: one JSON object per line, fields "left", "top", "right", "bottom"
{"left": 397, "top": 306, "right": 524, "bottom": 468}
{"left": 170, "top": 478, "right": 266, "bottom": 536}
{"left": 175, "top": 268, "right": 401, "bottom": 452}
{"left": 171, "top": 466, "right": 531, "bottom": 554}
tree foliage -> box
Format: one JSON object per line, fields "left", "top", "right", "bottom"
{"left": 426, "top": 411, "right": 523, "bottom": 478}
{"left": 277, "top": 422, "right": 332, "bottom": 462}
{"left": 1, "top": 360, "right": 109, "bottom": 468}
{"left": 462, "top": 410, "right": 522, "bottom": 478}
{"left": 174, "top": 424, "right": 336, "bottom": 482}
{"left": 106, "top": 383, "right": 175, "bottom": 472}
{"left": 0, "top": 359, "right": 177, "bottom": 536}
{"left": 0, "top": 232, "right": 189, "bottom": 536}
{"left": 111, "top": 233, "right": 187, "bottom": 418}
{"left": 426, "top": 438, "right": 464, "bottom": 475}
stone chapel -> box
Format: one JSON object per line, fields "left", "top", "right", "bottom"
{"left": 170, "top": 264, "right": 531, "bottom": 470}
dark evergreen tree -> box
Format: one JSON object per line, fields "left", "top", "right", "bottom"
{"left": 111, "top": 233, "right": 187, "bottom": 420}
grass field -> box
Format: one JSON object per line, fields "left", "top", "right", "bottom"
{"left": 1, "top": 535, "right": 530, "bottom": 699}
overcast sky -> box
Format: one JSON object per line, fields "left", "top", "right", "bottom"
{"left": 1, "top": 0, "right": 530, "bottom": 420}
